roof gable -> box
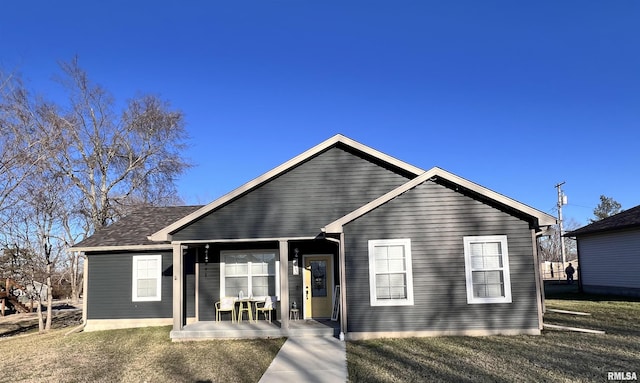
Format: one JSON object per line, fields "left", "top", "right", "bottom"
{"left": 566, "top": 204, "right": 640, "bottom": 237}
{"left": 169, "top": 145, "right": 414, "bottom": 241}
{"left": 149, "top": 134, "right": 423, "bottom": 241}
{"left": 323, "top": 167, "right": 556, "bottom": 233}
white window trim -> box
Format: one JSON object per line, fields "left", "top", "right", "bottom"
{"left": 220, "top": 250, "right": 280, "bottom": 300}
{"left": 463, "top": 235, "right": 512, "bottom": 304}
{"left": 368, "top": 238, "right": 414, "bottom": 306}
{"left": 132, "top": 254, "right": 162, "bottom": 302}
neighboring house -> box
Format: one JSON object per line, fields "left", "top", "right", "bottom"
{"left": 565, "top": 205, "right": 640, "bottom": 297}
{"left": 71, "top": 134, "right": 556, "bottom": 340}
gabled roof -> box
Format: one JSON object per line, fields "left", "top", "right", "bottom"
{"left": 323, "top": 167, "right": 557, "bottom": 233}
{"left": 565, "top": 204, "right": 640, "bottom": 237}
{"left": 148, "top": 134, "right": 424, "bottom": 242}
{"left": 71, "top": 205, "right": 203, "bottom": 252}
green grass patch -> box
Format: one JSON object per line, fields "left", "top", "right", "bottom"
{"left": 348, "top": 289, "right": 640, "bottom": 382}
{"left": 0, "top": 326, "right": 285, "bottom": 383}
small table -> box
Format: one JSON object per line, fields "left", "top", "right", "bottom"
{"left": 290, "top": 308, "right": 300, "bottom": 320}
{"left": 237, "top": 298, "right": 258, "bottom": 322}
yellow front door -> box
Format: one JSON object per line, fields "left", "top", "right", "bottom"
{"left": 303, "top": 255, "right": 333, "bottom": 319}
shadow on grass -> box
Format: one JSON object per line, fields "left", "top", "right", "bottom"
{"left": 348, "top": 288, "right": 640, "bottom": 382}
{"left": 0, "top": 322, "right": 40, "bottom": 337}
{"left": 544, "top": 280, "right": 640, "bottom": 302}
{"left": 0, "top": 310, "right": 82, "bottom": 338}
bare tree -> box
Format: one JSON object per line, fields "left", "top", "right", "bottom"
{"left": 538, "top": 218, "right": 579, "bottom": 263}
{"left": 0, "top": 71, "right": 44, "bottom": 228}
{"left": 50, "top": 57, "right": 190, "bottom": 231}
{"left": 1, "top": 58, "right": 191, "bottom": 306}
{"left": 23, "top": 166, "right": 71, "bottom": 331}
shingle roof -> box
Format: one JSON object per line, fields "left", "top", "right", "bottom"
{"left": 71, "top": 205, "right": 204, "bottom": 249}
{"left": 565, "top": 204, "right": 640, "bottom": 237}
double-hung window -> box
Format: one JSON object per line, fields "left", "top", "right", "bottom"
{"left": 221, "top": 250, "right": 279, "bottom": 299}
{"left": 368, "top": 238, "right": 414, "bottom": 306}
{"left": 132, "top": 254, "right": 162, "bottom": 302}
{"left": 463, "top": 235, "right": 512, "bottom": 304}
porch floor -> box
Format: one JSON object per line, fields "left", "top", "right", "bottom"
{"left": 170, "top": 318, "right": 340, "bottom": 340}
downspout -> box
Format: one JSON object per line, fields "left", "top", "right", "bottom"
{"left": 323, "top": 234, "right": 347, "bottom": 341}
{"left": 532, "top": 229, "right": 545, "bottom": 331}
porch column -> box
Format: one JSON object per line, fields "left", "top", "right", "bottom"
{"left": 172, "top": 243, "right": 184, "bottom": 331}
{"left": 279, "top": 240, "right": 290, "bottom": 329}
{"left": 339, "top": 233, "right": 347, "bottom": 340}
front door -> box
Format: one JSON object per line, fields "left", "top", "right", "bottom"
{"left": 303, "top": 254, "right": 333, "bottom": 319}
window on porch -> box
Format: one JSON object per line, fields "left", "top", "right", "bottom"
{"left": 220, "top": 250, "right": 280, "bottom": 299}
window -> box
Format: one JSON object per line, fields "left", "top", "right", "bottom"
{"left": 368, "top": 239, "right": 414, "bottom": 306}
{"left": 221, "top": 250, "right": 279, "bottom": 299}
{"left": 132, "top": 255, "right": 162, "bottom": 302}
{"left": 463, "top": 235, "right": 512, "bottom": 304}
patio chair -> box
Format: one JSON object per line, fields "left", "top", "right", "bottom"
{"left": 255, "top": 296, "right": 276, "bottom": 322}
{"left": 215, "top": 297, "right": 236, "bottom": 322}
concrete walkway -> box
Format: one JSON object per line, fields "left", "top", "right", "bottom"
{"left": 259, "top": 337, "right": 348, "bottom": 383}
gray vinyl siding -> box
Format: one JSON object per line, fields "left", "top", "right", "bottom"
{"left": 86, "top": 251, "right": 174, "bottom": 320}
{"left": 289, "top": 260, "right": 304, "bottom": 314}
{"left": 184, "top": 252, "right": 196, "bottom": 318}
{"left": 578, "top": 229, "right": 640, "bottom": 293}
{"left": 343, "top": 180, "right": 539, "bottom": 333}
{"left": 171, "top": 146, "right": 412, "bottom": 241}
{"left": 198, "top": 263, "right": 221, "bottom": 321}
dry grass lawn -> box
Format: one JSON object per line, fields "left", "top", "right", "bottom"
{"left": 2, "top": 284, "right": 638, "bottom": 382}
{"left": 0, "top": 326, "right": 285, "bottom": 383}
{"left": 347, "top": 284, "right": 640, "bottom": 382}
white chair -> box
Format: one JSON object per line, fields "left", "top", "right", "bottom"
{"left": 255, "top": 296, "right": 276, "bottom": 322}
{"left": 215, "top": 297, "right": 236, "bottom": 322}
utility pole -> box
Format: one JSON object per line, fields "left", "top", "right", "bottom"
{"left": 555, "top": 182, "right": 567, "bottom": 280}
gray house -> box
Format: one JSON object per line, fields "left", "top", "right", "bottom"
{"left": 566, "top": 205, "right": 640, "bottom": 297}
{"left": 72, "top": 134, "right": 556, "bottom": 340}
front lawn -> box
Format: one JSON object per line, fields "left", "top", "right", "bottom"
{"left": 2, "top": 284, "right": 638, "bottom": 383}
{"left": 347, "top": 286, "right": 640, "bottom": 382}
{"left": 0, "top": 326, "right": 285, "bottom": 383}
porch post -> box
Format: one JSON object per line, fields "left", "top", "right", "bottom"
{"left": 339, "top": 233, "right": 347, "bottom": 340}
{"left": 279, "top": 240, "right": 290, "bottom": 329}
{"left": 172, "top": 243, "right": 184, "bottom": 331}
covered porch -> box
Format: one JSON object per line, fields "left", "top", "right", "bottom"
{"left": 169, "top": 237, "right": 346, "bottom": 340}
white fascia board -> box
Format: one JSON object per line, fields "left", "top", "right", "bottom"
{"left": 70, "top": 244, "right": 173, "bottom": 253}
{"left": 323, "top": 167, "right": 556, "bottom": 233}
{"left": 149, "top": 134, "right": 424, "bottom": 242}
{"left": 170, "top": 236, "right": 319, "bottom": 246}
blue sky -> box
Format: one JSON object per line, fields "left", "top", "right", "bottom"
{"left": 2, "top": 1, "right": 639, "bottom": 227}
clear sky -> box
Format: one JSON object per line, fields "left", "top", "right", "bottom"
{"left": 2, "top": 1, "right": 638, "bottom": 227}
